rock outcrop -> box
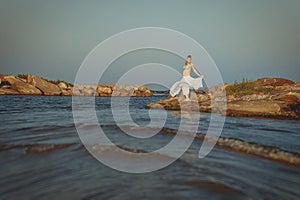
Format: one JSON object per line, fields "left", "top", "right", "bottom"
{"left": 253, "top": 77, "right": 294, "bottom": 87}
{"left": 0, "top": 74, "right": 153, "bottom": 97}
{"left": 58, "top": 82, "right": 73, "bottom": 96}
{"left": 146, "top": 77, "right": 300, "bottom": 120}
{"left": 72, "top": 84, "right": 152, "bottom": 97}
{"left": 27, "top": 75, "right": 62, "bottom": 96}
{"left": 0, "top": 75, "right": 42, "bottom": 95}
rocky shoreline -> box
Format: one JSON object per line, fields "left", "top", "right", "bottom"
{"left": 0, "top": 74, "right": 152, "bottom": 97}
{"left": 1, "top": 74, "right": 299, "bottom": 120}
{"left": 146, "top": 77, "right": 300, "bottom": 120}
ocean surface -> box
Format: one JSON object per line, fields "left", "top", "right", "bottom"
{"left": 0, "top": 95, "right": 299, "bottom": 199}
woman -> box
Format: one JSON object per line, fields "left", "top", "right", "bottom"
{"left": 169, "top": 55, "right": 204, "bottom": 101}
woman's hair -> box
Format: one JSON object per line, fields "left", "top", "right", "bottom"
{"left": 184, "top": 55, "right": 192, "bottom": 66}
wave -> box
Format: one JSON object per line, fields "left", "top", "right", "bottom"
{"left": 2, "top": 124, "right": 300, "bottom": 167}
{"left": 257, "top": 127, "right": 295, "bottom": 134}
{"left": 0, "top": 143, "right": 75, "bottom": 154}
{"left": 160, "top": 126, "right": 300, "bottom": 167}
{"left": 78, "top": 124, "right": 300, "bottom": 167}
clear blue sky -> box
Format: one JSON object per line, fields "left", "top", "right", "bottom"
{"left": 0, "top": 0, "right": 299, "bottom": 85}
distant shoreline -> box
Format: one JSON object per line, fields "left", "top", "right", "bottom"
{"left": 1, "top": 73, "right": 300, "bottom": 120}
{"left": 0, "top": 74, "right": 153, "bottom": 97}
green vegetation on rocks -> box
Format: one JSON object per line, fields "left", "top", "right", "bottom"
{"left": 225, "top": 78, "right": 273, "bottom": 96}
{"left": 17, "top": 73, "right": 73, "bottom": 87}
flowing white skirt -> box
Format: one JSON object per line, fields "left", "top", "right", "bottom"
{"left": 169, "top": 75, "right": 204, "bottom": 97}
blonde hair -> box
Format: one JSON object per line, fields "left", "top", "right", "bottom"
{"left": 184, "top": 55, "right": 192, "bottom": 66}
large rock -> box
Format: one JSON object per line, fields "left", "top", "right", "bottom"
{"left": 83, "top": 87, "right": 96, "bottom": 96}
{"left": 58, "top": 82, "right": 68, "bottom": 90}
{"left": 0, "top": 88, "right": 20, "bottom": 95}
{"left": 133, "top": 86, "right": 152, "bottom": 97}
{"left": 0, "top": 74, "right": 153, "bottom": 97}
{"left": 1, "top": 76, "right": 42, "bottom": 95}
{"left": 226, "top": 100, "right": 281, "bottom": 117}
{"left": 112, "top": 86, "right": 133, "bottom": 96}
{"left": 146, "top": 77, "right": 300, "bottom": 120}
{"left": 72, "top": 84, "right": 152, "bottom": 97}
{"left": 61, "top": 89, "right": 73, "bottom": 96}
{"left": 253, "top": 78, "right": 294, "bottom": 87}
{"left": 57, "top": 82, "right": 74, "bottom": 96}
{"left": 97, "top": 85, "right": 112, "bottom": 95}
{"left": 72, "top": 86, "right": 82, "bottom": 96}
{"left": 146, "top": 92, "right": 199, "bottom": 111}
{"left": 27, "top": 75, "right": 61, "bottom": 96}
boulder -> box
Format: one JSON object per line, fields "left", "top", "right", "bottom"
{"left": 58, "top": 82, "right": 74, "bottom": 96}
{"left": 97, "top": 86, "right": 112, "bottom": 95}
{"left": 2, "top": 76, "right": 42, "bottom": 95}
{"left": 27, "top": 75, "right": 61, "bottom": 95}
{"left": 71, "top": 85, "right": 81, "bottom": 96}
{"left": 112, "top": 86, "right": 133, "bottom": 96}
{"left": 58, "top": 82, "right": 68, "bottom": 90}
{"left": 83, "top": 88, "right": 95, "bottom": 96}
{"left": 133, "top": 86, "right": 152, "bottom": 97}
{"left": 138, "top": 86, "right": 147, "bottom": 92}
{"left": 0, "top": 88, "right": 20, "bottom": 95}
{"left": 197, "top": 94, "right": 210, "bottom": 102}
{"left": 61, "top": 89, "right": 73, "bottom": 96}
{"left": 144, "top": 89, "right": 152, "bottom": 97}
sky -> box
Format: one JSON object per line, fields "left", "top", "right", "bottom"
{"left": 0, "top": 0, "right": 299, "bottom": 87}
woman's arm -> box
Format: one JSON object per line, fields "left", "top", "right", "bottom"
{"left": 191, "top": 64, "right": 202, "bottom": 77}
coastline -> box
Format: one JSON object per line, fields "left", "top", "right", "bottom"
{"left": 1, "top": 74, "right": 300, "bottom": 120}
{"left": 146, "top": 77, "right": 300, "bottom": 120}
{"left": 0, "top": 74, "right": 152, "bottom": 97}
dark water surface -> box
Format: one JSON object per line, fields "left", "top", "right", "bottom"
{"left": 0, "top": 96, "right": 299, "bottom": 199}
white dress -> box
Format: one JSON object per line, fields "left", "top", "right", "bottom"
{"left": 169, "top": 75, "right": 204, "bottom": 97}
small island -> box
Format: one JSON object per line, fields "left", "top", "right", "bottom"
{"left": 146, "top": 77, "right": 300, "bottom": 120}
